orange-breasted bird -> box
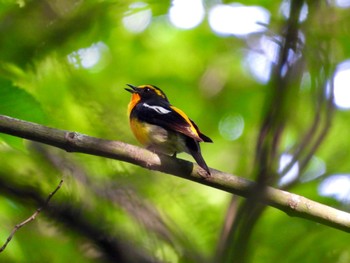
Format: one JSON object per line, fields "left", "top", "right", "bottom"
{"left": 125, "top": 84, "right": 212, "bottom": 175}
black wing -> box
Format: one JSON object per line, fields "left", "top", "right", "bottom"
{"left": 132, "top": 100, "right": 204, "bottom": 142}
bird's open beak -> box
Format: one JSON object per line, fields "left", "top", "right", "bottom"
{"left": 125, "top": 84, "right": 137, "bottom": 93}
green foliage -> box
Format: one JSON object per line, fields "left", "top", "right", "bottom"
{"left": 0, "top": 78, "right": 45, "bottom": 149}
{"left": 0, "top": 78, "right": 44, "bottom": 121}
{"left": 0, "top": 0, "right": 350, "bottom": 262}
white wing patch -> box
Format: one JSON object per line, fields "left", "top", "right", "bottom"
{"left": 143, "top": 103, "right": 171, "bottom": 114}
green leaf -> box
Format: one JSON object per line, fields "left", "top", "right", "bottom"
{"left": 0, "top": 78, "right": 46, "bottom": 149}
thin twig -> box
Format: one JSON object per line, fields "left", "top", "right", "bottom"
{"left": 0, "top": 179, "right": 63, "bottom": 253}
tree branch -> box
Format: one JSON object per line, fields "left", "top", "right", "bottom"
{"left": 1, "top": 114, "right": 350, "bottom": 232}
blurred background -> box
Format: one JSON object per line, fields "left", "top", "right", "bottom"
{"left": 1, "top": 0, "right": 350, "bottom": 262}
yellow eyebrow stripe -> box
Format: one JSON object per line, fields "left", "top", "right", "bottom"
{"left": 170, "top": 106, "right": 201, "bottom": 139}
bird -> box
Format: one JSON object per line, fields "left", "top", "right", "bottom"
{"left": 125, "top": 84, "right": 212, "bottom": 175}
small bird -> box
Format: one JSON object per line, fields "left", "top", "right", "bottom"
{"left": 125, "top": 84, "right": 212, "bottom": 175}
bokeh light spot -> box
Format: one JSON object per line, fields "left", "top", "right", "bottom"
{"left": 123, "top": 2, "right": 152, "bottom": 33}
{"left": 169, "top": 0, "right": 205, "bottom": 29}
{"left": 209, "top": 4, "right": 270, "bottom": 37}
{"left": 280, "top": 0, "right": 308, "bottom": 22}
{"left": 300, "top": 156, "right": 326, "bottom": 182}
{"left": 333, "top": 60, "right": 350, "bottom": 109}
{"left": 278, "top": 153, "right": 299, "bottom": 186}
{"left": 244, "top": 35, "right": 280, "bottom": 83}
{"left": 335, "top": 0, "right": 350, "bottom": 8}
{"left": 67, "top": 42, "right": 110, "bottom": 71}
{"left": 319, "top": 175, "right": 350, "bottom": 203}
{"left": 245, "top": 52, "right": 272, "bottom": 84}
{"left": 219, "top": 114, "right": 244, "bottom": 141}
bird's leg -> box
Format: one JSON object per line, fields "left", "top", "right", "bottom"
{"left": 172, "top": 152, "right": 177, "bottom": 158}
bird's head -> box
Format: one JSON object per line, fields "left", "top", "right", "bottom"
{"left": 125, "top": 84, "right": 169, "bottom": 102}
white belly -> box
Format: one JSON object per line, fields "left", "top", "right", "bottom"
{"left": 144, "top": 123, "right": 187, "bottom": 155}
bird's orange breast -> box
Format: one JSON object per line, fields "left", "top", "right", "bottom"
{"left": 127, "top": 93, "right": 141, "bottom": 117}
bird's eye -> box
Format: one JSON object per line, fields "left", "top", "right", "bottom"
{"left": 144, "top": 88, "right": 151, "bottom": 92}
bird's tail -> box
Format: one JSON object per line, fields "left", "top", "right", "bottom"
{"left": 185, "top": 137, "right": 211, "bottom": 175}
{"left": 190, "top": 149, "right": 211, "bottom": 175}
